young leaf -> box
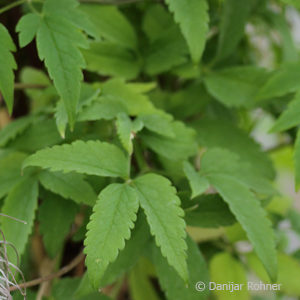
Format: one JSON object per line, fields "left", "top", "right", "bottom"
{"left": 134, "top": 174, "right": 188, "bottom": 282}
{"left": 200, "top": 149, "right": 277, "bottom": 281}
{"left": 0, "top": 24, "right": 17, "bottom": 114}
{"left": 216, "top": 0, "right": 251, "bottom": 61}
{"left": 1, "top": 177, "right": 38, "bottom": 263}
{"left": 153, "top": 235, "right": 209, "bottom": 300}
{"left": 39, "top": 170, "right": 97, "bottom": 206}
{"left": 116, "top": 113, "right": 133, "bottom": 154}
{"left": 23, "top": 140, "right": 129, "bottom": 179}
{"left": 210, "top": 252, "right": 249, "bottom": 300}
{"left": 183, "top": 161, "right": 210, "bottom": 198}
{"left": 84, "top": 183, "right": 139, "bottom": 287}
{"left": 39, "top": 193, "right": 77, "bottom": 258}
{"left": 165, "top": 0, "right": 209, "bottom": 62}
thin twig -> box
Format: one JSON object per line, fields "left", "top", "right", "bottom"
{"left": 14, "top": 83, "right": 48, "bottom": 90}
{"left": 0, "top": 0, "right": 26, "bottom": 15}
{"left": 9, "top": 252, "right": 85, "bottom": 291}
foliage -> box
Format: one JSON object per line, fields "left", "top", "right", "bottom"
{"left": 1, "top": 0, "right": 300, "bottom": 299}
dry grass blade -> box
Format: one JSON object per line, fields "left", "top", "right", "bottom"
{"left": 0, "top": 215, "right": 27, "bottom": 299}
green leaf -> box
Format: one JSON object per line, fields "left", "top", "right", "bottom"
{"left": 37, "top": 14, "right": 87, "bottom": 128}
{"left": 268, "top": 13, "right": 298, "bottom": 63}
{"left": 165, "top": 0, "right": 209, "bottom": 62}
{"left": 116, "top": 113, "right": 133, "bottom": 154}
{"left": 82, "top": 41, "right": 140, "bottom": 80}
{"left": 39, "top": 192, "right": 77, "bottom": 257}
{"left": 216, "top": 0, "right": 251, "bottom": 61}
{"left": 183, "top": 161, "right": 210, "bottom": 198}
{"left": 56, "top": 83, "right": 100, "bottom": 137}
{"left": 101, "top": 79, "right": 156, "bottom": 116}
{"left": 134, "top": 173, "right": 188, "bottom": 282}
{"left": 185, "top": 194, "right": 236, "bottom": 228}
{"left": 256, "top": 63, "right": 300, "bottom": 101}
{"left": 17, "top": 0, "right": 89, "bottom": 128}
{"left": 129, "top": 259, "right": 160, "bottom": 300}
{"left": 137, "top": 113, "right": 175, "bottom": 138}
{"left": 142, "top": 4, "right": 174, "bottom": 43}
{"left": 145, "top": 26, "right": 188, "bottom": 75}
{"left": 0, "top": 24, "right": 17, "bottom": 114}
{"left": 78, "top": 96, "right": 128, "bottom": 122}
{"left": 0, "top": 116, "right": 36, "bottom": 147}
{"left": 210, "top": 252, "right": 249, "bottom": 300}
{"left": 43, "top": 0, "right": 97, "bottom": 39}
{"left": 271, "top": 91, "right": 300, "bottom": 132}
{"left": 39, "top": 170, "right": 97, "bottom": 206}
{"left": 153, "top": 235, "right": 209, "bottom": 300}
{"left": 84, "top": 183, "right": 139, "bottom": 287}
{"left": 204, "top": 66, "right": 268, "bottom": 107}
{"left": 16, "top": 13, "right": 40, "bottom": 47}
{"left": 247, "top": 252, "right": 300, "bottom": 296}
{"left": 192, "top": 119, "right": 275, "bottom": 179}
{"left": 200, "top": 148, "right": 277, "bottom": 281}
{"left": 280, "top": 0, "right": 300, "bottom": 9}
{"left": 294, "top": 128, "right": 300, "bottom": 190}
{"left": 19, "top": 67, "right": 53, "bottom": 112}
{"left": 140, "top": 121, "right": 198, "bottom": 161}
{"left": 80, "top": 4, "right": 137, "bottom": 49}
{"left": 0, "top": 152, "right": 27, "bottom": 199}
{"left": 1, "top": 177, "right": 38, "bottom": 263}
{"left": 99, "top": 213, "right": 151, "bottom": 287}
{"left": 7, "top": 119, "right": 62, "bottom": 152}
{"left": 23, "top": 140, "right": 129, "bottom": 179}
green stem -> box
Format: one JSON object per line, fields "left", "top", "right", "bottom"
{"left": 0, "top": 0, "right": 26, "bottom": 15}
